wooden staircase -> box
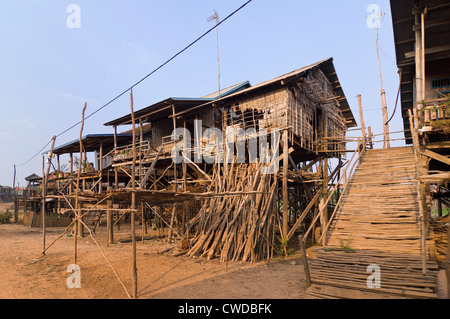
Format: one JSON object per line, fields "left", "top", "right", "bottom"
{"left": 305, "top": 146, "right": 439, "bottom": 299}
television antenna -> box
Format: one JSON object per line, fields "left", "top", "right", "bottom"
{"left": 208, "top": 9, "right": 221, "bottom": 98}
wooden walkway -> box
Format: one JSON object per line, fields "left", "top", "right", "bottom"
{"left": 305, "top": 146, "right": 439, "bottom": 299}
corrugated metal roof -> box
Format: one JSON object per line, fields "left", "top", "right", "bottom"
{"left": 104, "top": 81, "right": 252, "bottom": 127}
{"left": 46, "top": 133, "right": 132, "bottom": 155}
{"left": 173, "top": 58, "right": 357, "bottom": 128}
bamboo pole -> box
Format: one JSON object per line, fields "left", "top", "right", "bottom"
{"left": 322, "top": 157, "right": 329, "bottom": 238}
{"left": 130, "top": 89, "right": 138, "bottom": 299}
{"left": 446, "top": 218, "right": 450, "bottom": 298}
{"left": 282, "top": 130, "right": 289, "bottom": 239}
{"left": 376, "top": 24, "right": 390, "bottom": 148}
{"left": 114, "top": 126, "right": 118, "bottom": 190}
{"left": 141, "top": 201, "right": 146, "bottom": 244}
{"left": 42, "top": 136, "right": 56, "bottom": 256}
{"left": 357, "top": 94, "right": 366, "bottom": 139}
{"left": 74, "top": 103, "right": 87, "bottom": 264}
{"left": 13, "top": 164, "right": 18, "bottom": 223}
{"left": 79, "top": 219, "right": 132, "bottom": 299}
{"left": 107, "top": 197, "right": 113, "bottom": 245}
{"left": 298, "top": 235, "right": 311, "bottom": 288}
{"left": 172, "top": 105, "right": 178, "bottom": 192}
{"left": 408, "top": 109, "right": 427, "bottom": 274}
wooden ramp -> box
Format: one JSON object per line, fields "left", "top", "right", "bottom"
{"left": 305, "top": 147, "right": 439, "bottom": 299}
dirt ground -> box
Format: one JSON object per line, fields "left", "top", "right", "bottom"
{"left": 0, "top": 203, "right": 309, "bottom": 299}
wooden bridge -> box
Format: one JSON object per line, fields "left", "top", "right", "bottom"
{"left": 305, "top": 146, "right": 440, "bottom": 299}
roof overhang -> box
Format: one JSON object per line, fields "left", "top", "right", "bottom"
{"left": 172, "top": 58, "right": 357, "bottom": 128}
{"left": 390, "top": 0, "right": 450, "bottom": 143}
{"left": 49, "top": 134, "right": 132, "bottom": 155}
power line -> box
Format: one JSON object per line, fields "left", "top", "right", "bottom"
{"left": 16, "top": 0, "right": 253, "bottom": 168}
{"left": 16, "top": 138, "right": 53, "bottom": 167}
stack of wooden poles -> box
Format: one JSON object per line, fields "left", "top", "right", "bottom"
{"left": 185, "top": 161, "right": 277, "bottom": 263}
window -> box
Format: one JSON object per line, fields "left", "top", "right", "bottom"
{"left": 431, "top": 77, "right": 450, "bottom": 89}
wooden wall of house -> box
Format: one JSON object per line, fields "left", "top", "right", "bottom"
{"left": 287, "top": 68, "right": 346, "bottom": 151}
{"left": 424, "top": 58, "right": 450, "bottom": 101}
{"left": 235, "top": 87, "right": 288, "bottom": 130}
{"left": 150, "top": 117, "right": 173, "bottom": 150}
{"left": 150, "top": 108, "right": 216, "bottom": 151}
{"left": 223, "top": 67, "right": 347, "bottom": 152}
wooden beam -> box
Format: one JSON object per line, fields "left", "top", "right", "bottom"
{"left": 298, "top": 235, "right": 311, "bottom": 288}
{"left": 130, "top": 89, "right": 138, "bottom": 299}
{"left": 182, "top": 155, "right": 213, "bottom": 182}
{"left": 282, "top": 130, "right": 289, "bottom": 239}
{"left": 421, "top": 149, "right": 450, "bottom": 167}
{"left": 286, "top": 191, "right": 320, "bottom": 241}
{"left": 140, "top": 147, "right": 163, "bottom": 188}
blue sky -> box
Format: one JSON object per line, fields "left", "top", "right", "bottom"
{"left": 0, "top": 0, "right": 401, "bottom": 186}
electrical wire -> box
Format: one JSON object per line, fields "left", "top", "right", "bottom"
{"left": 386, "top": 69, "right": 402, "bottom": 126}
{"left": 16, "top": 0, "right": 253, "bottom": 168}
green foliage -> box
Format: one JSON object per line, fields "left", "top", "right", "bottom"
{"left": 339, "top": 236, "right": 355, "bottom": 253}
{"left": 275, "top": 236, "right": 294, "bottom": 257}
{"left": 0, "top": 210, "right": 12, "bottom": 224}
{"left": 430, "top": 119, "right": 450, "bottom": 133}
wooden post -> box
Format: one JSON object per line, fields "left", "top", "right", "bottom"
{"left": 377, "top": 25, "right": 390, "bottom": 148}
{"left": 408, "top": 109, "right": 427, "bottom": 274}
{"left": 172, "top": 105, "right": 178, "bottom": 192}
{"left": 445, "top": 219, "right": 450, "bottom": 298}
{"left": 367, "top": 126, "right": 373, "bottom": 150}
{"left": 130, "top": 89, "right": 138, "bottom": 299}
{"left": 114, "top": 126, "right": 118, "bottom": 190}
{"left": 74, "top": 103, "right": 87, "bottom": 264}
{"left": 99, "top": 142, "right": 103, "bottom": 194}
{"left": 168, "top": 205, "right": 176, "bottom": 243}
{"left": 183, "top": 119, "right": 187, "bottom": 192}
{"left": 107, "top": 198, "right": 114, "bottom": 246}
{"left": 70, "top": 153, "right": 73, "bottom": 174}
{"left": 414, "top": 10, "right": 425, "bottom": 128}
{"left": 42, "top": 136, "right": 56, "bottom": 256}
{"left": 141, "top": 202, "right": 147, "bottom": 243}
{"left": 13, "top": 164, "right": 18, "bottom": 223}
{"left": 282, "top": 130, "right": 289, "bottom": 239}
{"left": 298, "top": 235, "right": 311, "bottom": 288}
{"left": 322, "top": 157, "right": 329, "bottom": 233}
{"left": 357, "top": 94, "right": 366, "bottom": 140}
{"left": 381, "top": 89, "right": 390, "bottom": 148}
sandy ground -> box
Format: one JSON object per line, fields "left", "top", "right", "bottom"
{"left": 0, "top": 210, "right": 308, "bottom": 299}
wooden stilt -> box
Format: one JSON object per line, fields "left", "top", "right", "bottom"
{"left": 282, "top": 130, "right": 289, "bottom": 239}
{"left": 74, "top": 103, "right": 87, "bottom": 264}
{"left": 42, "top": 136, "right": 56, "bottom": 256}
{"left": 107, "top": 198, "right": 113, "bottom": 246}
{"left": 130, "top": 89, "right": 138, "bottom": 299}
{"left": 446, "top": 218, "right": 450, "bottom": 298}
{"left": 298, "top": 235, "right": 311, "bottom": 288}
{"left": 322, "top": 157, "right": 329, "bottom": 237}
{"left": 409, "top": 109, "right": 427, "bottom": 274}
{"left": 357, "top": 94, "right": 366, "bottom": 140}
{"left": 13, "top": 164, "right": 18, "bottom": 223}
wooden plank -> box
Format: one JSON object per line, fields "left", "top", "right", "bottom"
{"left": 421, "top": 149, "right": 450, "bottom": 166}
{"left": 286, "top": 191, "right": 320, "bottom": 241}
{"left": 140, "top": 147, "right": 163, "bottom": 188}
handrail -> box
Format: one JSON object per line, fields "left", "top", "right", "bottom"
{"left": 302, "top": 136, "right": 368, "bottom": 244}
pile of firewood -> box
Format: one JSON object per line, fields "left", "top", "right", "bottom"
{"left": 431, "top": 215, "right": 449, "bottom": 261}
{"left": 185, "top": 162, "right": 278, "bottom": 263}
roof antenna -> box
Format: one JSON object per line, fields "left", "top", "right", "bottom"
{"left": 208, "top": 9, "right": 221, "bottom": 98}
